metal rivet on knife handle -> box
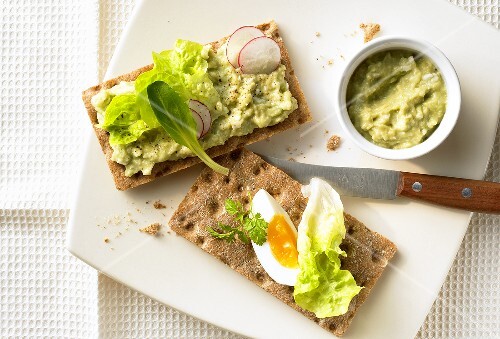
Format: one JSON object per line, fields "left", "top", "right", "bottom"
{"left": 412, "top": 182, "right": 422, "bottom": 192}
{"left": 462, "top": 187, "right": 472, "bottom": 198}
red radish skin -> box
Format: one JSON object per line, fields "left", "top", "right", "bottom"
{"left": 189, "top": 100, "right": 211, "bottom": 137}
{"left": 190, "top": 109, "right": 204, "bottom": 139}
{"left": 238, "top": 36, "right": 281, "bottom": 74}
{"left": 226, "top": 26, "right": 264, "bottom": 69}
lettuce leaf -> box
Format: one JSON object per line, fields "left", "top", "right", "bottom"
{"left": 100, "top": 94, "right": 140, "bottom": 128}
{"left": 108, "top": 120, "right": 150, "bottom": 145}
{"left": 99, "top": 94, "right": 151, "bottom": 145}
{"left": 293, "top": 178, "right": 362, "bottom": 318}
{"left": 135, "top": 39, "right": 220, "bottom": 129}
{"left": 100, "top": 39, "right": 220, "bottom": 147}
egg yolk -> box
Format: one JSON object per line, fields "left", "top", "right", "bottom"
{"left": 268, "top": 214, "right": 299, "bottom": 268}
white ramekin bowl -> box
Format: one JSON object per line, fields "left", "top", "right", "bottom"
{"left": 336, "top": 36, "right": 461, "bottom": 160}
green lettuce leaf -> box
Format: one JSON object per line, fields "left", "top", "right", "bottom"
{"left": 135, "top": 39, "right": 220, "bottom": 129}
{"left": 294, "top": 178, "right": 362, "bottom": 318}
{"left": 99, "top": 93, "right": 151, "bottom": 145}
{"left": 101, "top": 39, "right": 220, "bottom": 148}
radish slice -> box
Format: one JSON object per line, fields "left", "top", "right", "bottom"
{"left": 238, "top": 36, "right": 281, "bottom": 74}
{"left": 189, "top": 100, "right": 211, "bottom": 137}
{"left": 190, "top": 109, "right": 204, "bottom": 139}
{"left": 226, "top": 26, "right": 264, "bottom": 69}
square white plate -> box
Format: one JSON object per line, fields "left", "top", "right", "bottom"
{"left": 67, "top": 0, "right": 500, "bottom": 338}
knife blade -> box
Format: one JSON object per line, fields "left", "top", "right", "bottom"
{"left": 257, "top": 154, "right": 500, "bottom": 214}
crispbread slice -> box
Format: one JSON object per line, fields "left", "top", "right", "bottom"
{"left": 169, "top": 149, "right": 397, "bottom": 337}
{"left": 82, "top": 21, "right": 311, "bottom": 190}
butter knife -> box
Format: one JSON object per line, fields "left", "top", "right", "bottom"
{"left": 257, "top": 154, "right": 500, "bottom": 214}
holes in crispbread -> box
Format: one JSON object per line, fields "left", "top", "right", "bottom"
{"left": 223, "top": 176, "right": 230, "bottom": 184}
{"left": 347, "top": 226, "right": 355, "bottom": 235}
{"left": 371, "top": 251, "right": 384, "bottom": 264}
{"left": 178, "top": 215, "right": 186, "bottom": 223}
{"left": 328, "top": 323, "right": 337, "bottom": 332}
{"left": 184, "top": 222, "right": 194, "bottom": 230}
{"left": 191, "top": 185, "right": 198, "bottom": 192}
{"left": 202, "top": 172, "right": 213, "bottom": 183}
{"left": 230, "top": 149, "right": 242, "bottom": 161}
{"left": 255, "top": 272, "right": 265, "bottom": 283}
{"left": 253, "top": 166, "right": 261, "bottom": 176}
{"left": 298, "top": 117, "right": 306, "bottom": 124}
{"left": 155, "top": 166, "right": 171, "bottom": 177}
{"left": 237, "top": 184, "right": 244, "bottom": 192}
{"left": 195, "top": 236, "right": 205, "bottom": 245}
{"left": 207, "top": 199, "right": 219, "bottom": 214}
{"left": 269, "top": 188, "right": 281, "bottom": 199}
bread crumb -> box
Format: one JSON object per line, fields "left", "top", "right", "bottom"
{"left": 327, "top": 135, "right": 341, "bottom": 151}
{"left": 104, "top": 237, "right": 110, "bottom": 243}
{"left": 140, "top": 223, "right": 161, "bottom": 236}
{"left": 360, "top": 23, "right": 380, "bottom": 43}
{"left": 325, "top": 129, "right": 329, "bottom": 134}
{"left": 153, "top": 200, "right": 166, "bottom": 209}
{"left": 315, "top": 32, "right": 321, "bottom": 37}
{"left": 288, "top": 157, "right": 296, "bottom": 162}
{"left": 327, "top": 59, "right": 334, "bottom": 65}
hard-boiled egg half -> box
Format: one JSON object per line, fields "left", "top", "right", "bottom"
{"left": 251, "top": 189, "right": 300, "bottom": 286}
{"left": 250, "top": 179, "right": 361, "bottom": 318}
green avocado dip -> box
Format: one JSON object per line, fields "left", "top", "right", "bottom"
{"left": 91, "top": 40, "right": 297, "bottom": 176}
{"left": 346, "top": 50, "right": 447, "bottom": 149}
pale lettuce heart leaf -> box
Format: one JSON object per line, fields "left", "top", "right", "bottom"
{"left": 108, "top": 120, "right": 150, "bottom": 145}
{"left": 99, "top": 94, "right": 152, "bottom": 145}
{"left": 100, "top": 94, "right": 140, "bottom": 128}
{"left": 293, "top": 178, "right": 362, "bottom": 318}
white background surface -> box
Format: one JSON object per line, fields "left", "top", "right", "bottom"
{"left": 0, "top": 0, "right": 498, "bottom": 338}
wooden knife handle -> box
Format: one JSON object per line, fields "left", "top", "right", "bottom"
{"left": 397, "top": 172, "right": 500, "bottom": 214}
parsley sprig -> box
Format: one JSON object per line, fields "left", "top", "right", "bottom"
{"left": 207, "top": 198, "right": 268, "bottom": 245}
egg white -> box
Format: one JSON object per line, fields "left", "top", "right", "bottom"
{"left": 251, "top": 189, "right": 299, "bottom": 286}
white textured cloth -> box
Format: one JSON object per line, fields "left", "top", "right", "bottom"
{"left": 0, "top": 0, "right": 498, "bottom": 338}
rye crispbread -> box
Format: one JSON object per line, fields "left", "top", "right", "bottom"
{"left": 82, "top": 21, "right": 311, "bottom": 190}
{"left": 169, "top": 149, "right": 397, "bottom": 336}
